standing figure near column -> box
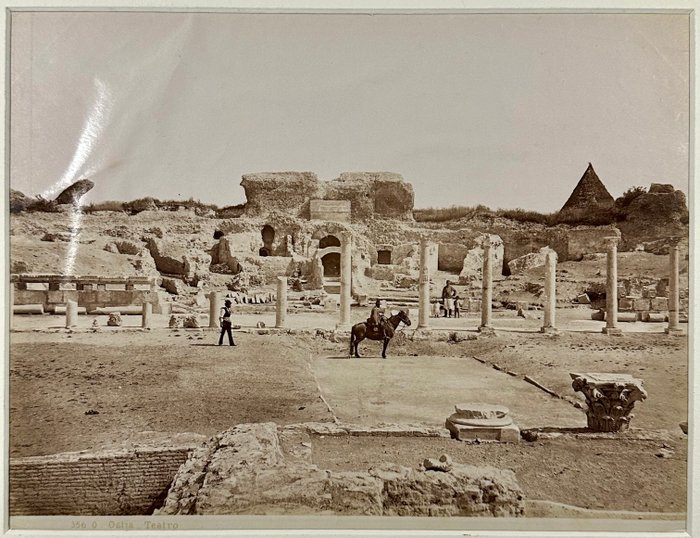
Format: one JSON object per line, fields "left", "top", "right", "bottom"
{"left": 218, "top": 299, "right": 236, "bottom": 346}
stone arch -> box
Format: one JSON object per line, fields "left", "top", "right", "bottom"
{"left": 260, "top": 225, "right": 275, "bottom": 256}
{"left": 319, "top": 234, "right": 340, "bottom": 249}
{"left": 321, "top": 253, "right": 341, "bottom": 277}
{"left": 317, "top": 235, "right": 342, "bottom": 277}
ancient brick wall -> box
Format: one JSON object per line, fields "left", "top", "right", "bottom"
{"left": 9, "top": 446, "right": 194, "bottom": 516}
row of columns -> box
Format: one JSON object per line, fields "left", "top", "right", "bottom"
{"left": 416, "top": 237, "right": 557, "bottom": 334}
{"left": 62, "top": 300, "right": 154, "bottom": 329}
{"left": 602, "top": 238, "right": 682, "bottom": 336}
{"left": 15, "top": 235, "right": 683, "bottom": 336}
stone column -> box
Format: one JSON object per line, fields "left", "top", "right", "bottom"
{"left": 337, "top": 231, "right": 352, "bottom": 330}
{"left": 141, "top": 302, "right": 153, "bottom": 329}
{"left": 479, "top": 238, "right": 494, "bottom": 333}
{"left": 602, "top": 237, "right": 622, "bottom": 335}
{"left": 65, "top": 300, "right": 78, "bottom": 328}
{"left": 666, "top": 244, "right": 683, "bottom": 335}
{"left": 276, "top": 276, "right": 288, "bottom": 328}
{"left": 540, "top": 249, "right": 558, "bottom": 334}
{"left": 418, "top": 238, "right": 431, "bottom": 329}
{"left": 208, "top": 291, "right": 221, "bottom": 329}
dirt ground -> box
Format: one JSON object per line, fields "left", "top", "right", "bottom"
{"left": 9, "top": 331, "right": 332, "bottom": 457}
{"left": 312, "top": 436, "right": 687, "bottom": 513}
{"left": 9, "top": 327, "right": 688, "bottom": 514}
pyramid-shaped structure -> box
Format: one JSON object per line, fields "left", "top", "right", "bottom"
{"left": 560, "top": 163, "right": 614, "bottom": 214}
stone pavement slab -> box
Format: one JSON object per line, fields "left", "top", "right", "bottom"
{"left": 312, "top": 355, "right": 586, "bottom": 430}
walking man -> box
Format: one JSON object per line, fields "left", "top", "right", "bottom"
{"left": 218, "top": 299, "right": 236, "bottom": 346}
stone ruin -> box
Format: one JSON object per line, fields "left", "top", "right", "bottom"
{"left": 55, "top": 178, "right": 95, "bottom": 206}
{"left": 8, "top": 167, "right": 689, "bottom": 317}
{"left": 240, "top": 171, "right": 415, "bottom": 221}
{"left": 156, "top": 422, "right": 525, "bottom": 517}
{"left": 445, "top": 404, "right": 520, "bottom": 443}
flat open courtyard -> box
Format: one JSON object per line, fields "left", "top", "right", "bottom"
{"left": 9, "top": 316, "right": 688, "bottom": 515}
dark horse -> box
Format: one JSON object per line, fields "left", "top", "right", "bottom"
{"left": 349, "top": 309, "right": 411, "bottom": 359}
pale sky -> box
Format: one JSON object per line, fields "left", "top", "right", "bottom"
{"left": 9, "top": 11, "right": 690, "bottom": 211}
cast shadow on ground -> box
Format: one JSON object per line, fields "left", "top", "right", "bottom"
{"left": 325, "top": 355, "right": 390, "bottom": 360}
{"left": 522, "top": 426, "right": 591, "bottom": 434}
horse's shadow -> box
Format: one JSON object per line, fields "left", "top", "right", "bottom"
{"left": 325, "top": 355, "right": 386, "bottom": 360}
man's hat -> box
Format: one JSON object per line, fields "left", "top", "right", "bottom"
{"left": 224, "top": 300, "right": 232, "bottom": 306}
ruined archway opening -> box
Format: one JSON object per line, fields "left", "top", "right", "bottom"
{"left": 260, "top": 225, "right": 275, "bottom": 256}
{"left": 322, "top": 253, "right": 341, "bottom": 277}
{"left": 502, "top": 258, "right": 511, "bottom": 277}
{"left": 319, "top": 235, "right": 340, "bottom": 249}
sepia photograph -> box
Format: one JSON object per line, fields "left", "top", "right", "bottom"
{"left": 3, "top": 4, "right": 694, "bottom": 536}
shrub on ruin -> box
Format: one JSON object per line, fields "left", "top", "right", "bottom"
{"left": 495, "top": 208, "right": 558, "bottom": 225}
{"left": 124, "top": 197, "right": 158, "bottom": 214}
{"left": 216, "top": 204, "right": 246, "bottom": 218}
{"left": 10, "top": 189, "right": 33, "bottom": 213}
{"left": 26, "top": 195, "right": 60, "bottom": 213}
{"left": 413, "top": 205, "right": 492, "bottom": 222}
{"left": 615, "top": 186, "right": 647, "bottom": 210}
{"left": 613, "top": 186, "right": 647, "bottom": 221}
{"left": 84, "top": 200, "right": 126, "bottom": 213}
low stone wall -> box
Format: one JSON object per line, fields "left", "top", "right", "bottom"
{"left": 13, "top": 289, "right": 166, "bottom": 314}
{"left": 9, "top": 446, "right": 196, "bottom": 516}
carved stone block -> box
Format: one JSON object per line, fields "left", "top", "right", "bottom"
{"left": 445, "top": 403, "right": 520, "bottom": 443}
{"left": 570, "top": 372, "right": 646, "bottom": 432}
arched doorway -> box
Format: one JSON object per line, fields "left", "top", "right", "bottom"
{"left": 319, "top": 235, "right": 341, "bottom": 277}
{"left": 260, "top": 225, "right": 275, "bottom": 256}
{"left": 319, "top": 235, "right": 340, "bottom": 249}
{"left": 321, "top": 253, "right": 341, "bottom": 277}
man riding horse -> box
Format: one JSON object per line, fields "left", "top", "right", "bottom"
{"left": 366, "top": 299, "right": 393, "bottom": 339}
{"left": 351, "top": 305, "right": 411, "bottom": 359}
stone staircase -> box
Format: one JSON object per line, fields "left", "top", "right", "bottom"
{"left": 323, "top": 276, "right": 341, "bottom": 295}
